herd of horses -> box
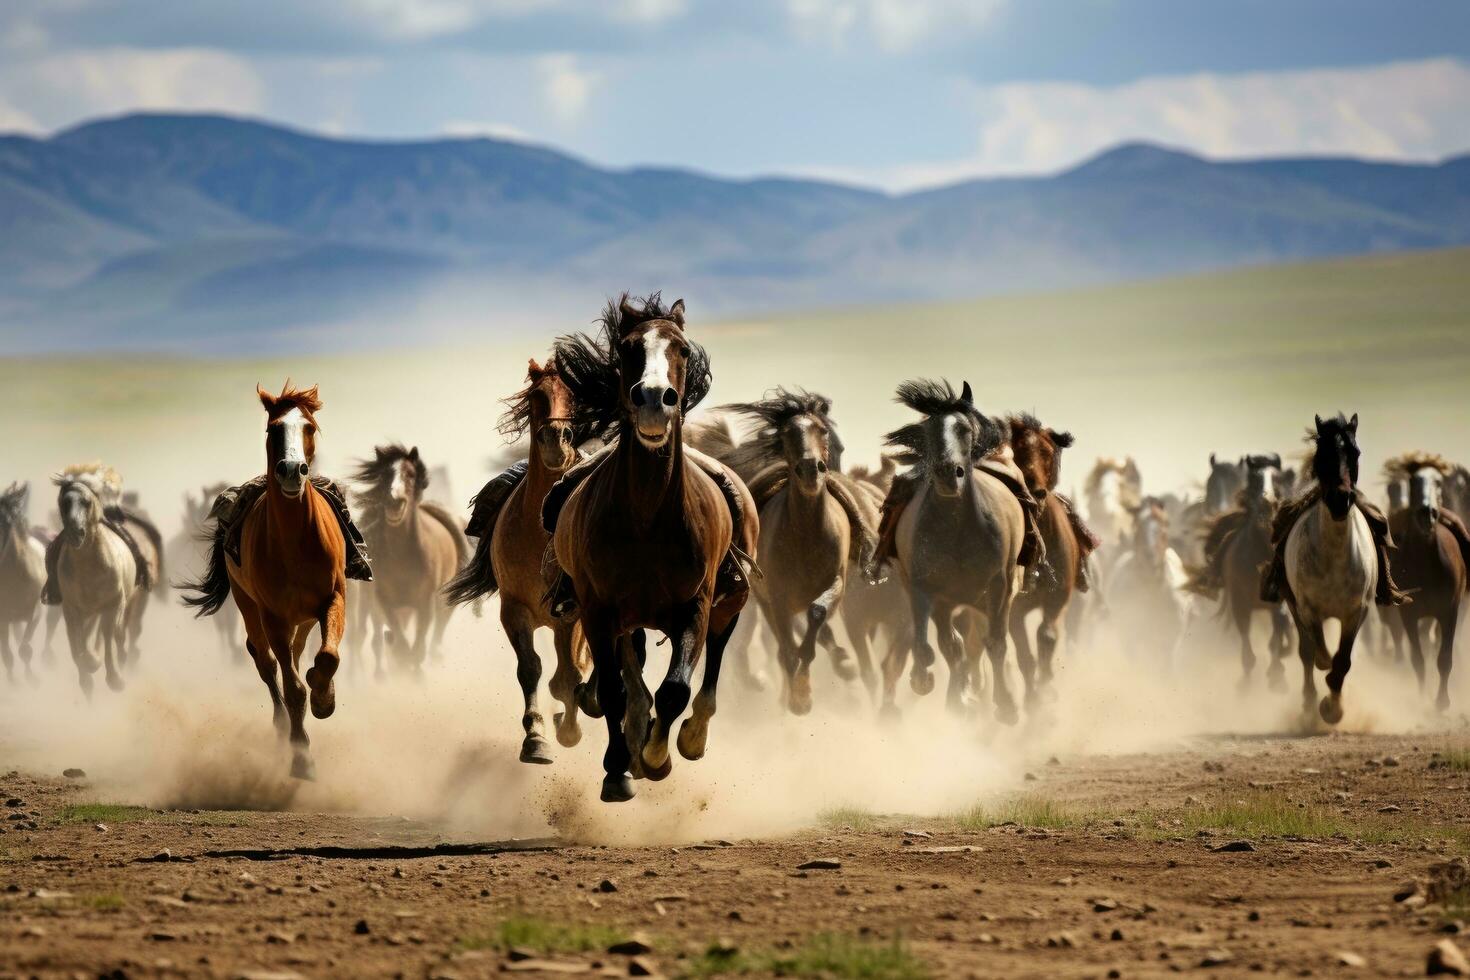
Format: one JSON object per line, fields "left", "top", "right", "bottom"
{"left": 2, "top": 294, "right": 1467, "bottom": 803}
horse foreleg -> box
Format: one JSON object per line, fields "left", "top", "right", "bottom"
{"left": 878, "top": 626, "right": 911, "bottom": 721}
{"left": 232, "top": 583, "right": 286, "bottom": 737}
{"left": 306, "top": 588, "right": 344, "bottom": 720}
{"left": 908, "top": 585, "right": 937, "bottom": 697}
{"left": 408, "top": 599, "right": 434, "bottom": 672}
{"left": 1435, "top": 609, "right": 1457, "bottom": 713}
{"left": 16, "top": 607, "right": 40, "bottom": 683}
{"left": 839, "top": 601, "right": 879, "bottom": 705}
{"left": 1005, "top": 606, "right": 1038, "bottom": 711}
{"left": 678, "top": 610, "right": 739, "bottom": 762}
{"left": 1404, "top": 611, "right": 1427, "bottom": 693}
{"left": 584, "top": 611, "right": 633, "bottom": 802}
{"left": 549, "top": 620, "right": 586, "bottom": 748}
{"left": 620, "top": 630, "right": 654, "bottom": 777}
{"left": 1036, "top": 600, "right": 1065, "bottom": 697}
{"left": 1292, "top": 609, "right": 1323, "bottom": 716}
{"left": 793, "top": 575, "right": 844, "bottom": 714}
{"left": 41, "top": 604, "right": 60, "bottom": 665}
{"left": 934, "top": 604, "right": 969, "bottom": 713}
{"left": 1232, "top": 594, "right": 1256, "bottom": 690}
{"left": 643, "top": 603, "right": 708, "bottom": 779}
{"left": 102, "top": 602, "right": 126, "bottom": 692}
{"left": 265, "top": 617, "right": 313, "bottom": 780}
{"left": 503, "top": 602, "right": 552, "bottom": 765}
{"left": 985, "top": 603, "right": 1019, "bottom": 726}
{"left": 1266, "top": 605, "right": 1290, "bottom": 691}
{"left": 1321, "top": 609, "right": 1365, "bottom": 725}
{"left": 61, "top": 603, "right": 97, "bottom": 698}
{"left": 0, "top": 624, "right": 14, "bottom": 683}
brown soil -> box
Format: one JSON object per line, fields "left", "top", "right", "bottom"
{"left": 4, "top": 731, "right": 1470, "bottom": 979}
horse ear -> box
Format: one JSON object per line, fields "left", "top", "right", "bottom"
{"left": 668, "top": 298, "right": 686, "bottom": 325}
{"left": 257, "top": 384, "right": 277, "bottom": 413}
{"left": 1348, "top": 412, "right": 1359, "bottom": 433}
{"left": 1314, "top": 414, "right": 1325, "bottom": 433}
{"left": 1209, "top": 452, "right": 1216, "bottom": 467}
{"left": 618, "top": 295, "right": 643, "bottom": 333}
{"left": 527, "top": 358, "right": 544, "bottom": 379}
{"left": 408, "top": 446, "right": 420, "bottom": 461}
{"left": 1051, "top": 429, "right": 1074, "bottom": 449}
{"left": 960, "top": 380, "right": 974, "bottom": 405}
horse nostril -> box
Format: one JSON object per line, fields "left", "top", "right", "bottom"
{"left": 954, "top": 465, "right": 965, "bottom": 480}
{"left": 295, "top": 462, "right": 309, "bottom": 479}
{"left": 274, "top": 461, "right": 289, "bottom": 480}
{"left": 661, "top": 388, "right": 678, "bottom": 408}
{"left": 816, "top": 461, "right": 827, "bottom": 474}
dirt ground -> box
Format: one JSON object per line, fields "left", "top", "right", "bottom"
{"left": 4, "top": 727, "right": 1470, "bottom": 980}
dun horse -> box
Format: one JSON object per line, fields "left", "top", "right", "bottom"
{"left": 0, "top": 483, "right": 47, "bottom": 683}
{"left": 353, "top": 445, "right": 467, "bottom": 674}
{"left": 1385, "top": 453, "right": 1470, "bottom": 709}
{"left": 183, "top": 384, "right": 370, "bottom": 779}
{"left": 727, "top": 389, "right": 876, "bottom": 713}
{"left": 545, "top": 294, "right": 758, "bottom": 802}
{"left": 444, "top": 358, "right": 593, "bottom": 765}
{"left": 1084, "top": 457, "right": 1141, "bottom": 548}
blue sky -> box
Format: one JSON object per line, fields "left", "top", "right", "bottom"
{"left": 2, "top": 0, "right": 1468, "bottom": 189}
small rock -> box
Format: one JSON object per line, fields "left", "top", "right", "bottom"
{"left": 796, "top": 858, "right": 841, "bottom": 870}
{"left": 63, "top": 768, "right": 86, "bottom": 779}
{"left": 902, "top": 829, "right": 932, "bottom": 839}
{"left": 1379, "top": 805, "right": 1403, "bottom": 814}
{"left": 627, "top": 955, "right": 659, "bottom": 977}
{"left": 1397, "top": 882, "right": 1427, "bottom": 903}
{"left": 265, "top": 931, "right": 294, "bottom": 945}
{"left": 608, "top": 936, "right": 653, "bottom": 956}
{"left": 1111, "top": 928, "right": 1125, "bottom": 941}
{"left": 596, "top": 878, "right": 619, "bottom": 893}
{"left": 95, "top": 823, "right": 108, "bottom": 832}
{"left": 352, "top": 919, "right": 370, "bottom": 935}
{"left": 1212, "top": 840, "right": 1255, "bottom": 853}
{"left": 1045, "top": 931, "right": 1078, "bottom": 948}
{"left": 1202, "top": 761, "right": 1225, "bottom": 773}
{"left": 507, "top": 947, "right": 536, "bottom": 962}
{"left": 1199, "top": 949, "right": 1233, "bottom": 968}
{"left": 502, "top": 960, "right": 590, "bottom": 974}
{"left": 1428, "top": 939, "right": 1470, "bottom": 976}
{"left": 152, "top": 849, "right": 172, "bottom": 862}
{"left": 19, "top": 925, "right": 46, "bottom": 939}
{"left": 1024, "top": 772, "right": 1038, "bottom": 782}
{"left": 1047, "top": 756, "right": 1061, "bottom": 766}
{"left": 1335, "top": 951, "right": 1366, "bottom": 968}
{"left": 1383, "top": 756, "right": 1401, "bottom": 767}
{"left": 1093, "top": 898, "right": 1119, "bottom": 912}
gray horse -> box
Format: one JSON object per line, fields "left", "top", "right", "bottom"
{"left": 0, "top": 483, "right": 47, "bottom": 683}
{"left": 877, "top": 380, "right": 1027, "bottom": 721}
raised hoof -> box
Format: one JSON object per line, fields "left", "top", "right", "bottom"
{"left": 994, "top": 701, "right": 1020, "bottom": 726}
{"left": 291, "top": 754, "right": 317, "bottom": 781}
{"left": 739, "top": 668, "right": 768, "bottom": 693}
{"left": 829, "top": 649, "right": 858, "bottom": 682}
{"left": 306, "top": 663, "right": 337, "bottom": 720}
{"left": 519, "top": 734, "right": 554, "bottom": 765}
{"left": 1313, "top": 649, "right": 1333, "bottom": 671}
{"left": 910, "top": 667, "right": 935, "bottom": 697}
{"left": 1318, "top": 694, "right": 1344, "bottom": 725}
{"left": 553, "top": 712, "right": 582, "bottom": 748}
{"left": 600, "top": 773, "right": 635, "bottom": 803}
{"left": 676, "top": 719, "right": 708, "bottom": 761}
{"left": 105, "top": 671, "right": 126, "bottom": 693}
{"left": 576, "top": 682, "right": 603, "bottom": 719}
{"left": 640, "top": 748, "right": 673, "bottom": 782}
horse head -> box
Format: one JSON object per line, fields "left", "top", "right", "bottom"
{"left": 1243, "top": 453, "right": 1284, "bottom": 512}
{"left": 1128, "top": 496, "right": 1171, "bottom": 571}
{"left": 0, "top": 482, "right": 28, "bottom": 548}
{"left": 1205, "top": 453, "right": 1247, "bottom": 514}
{"left": 1008, "top": 413, "right": 1073, "bottom": 498}
{"left": 886, "top": 379, "right": 1003, "bottom": 500}
{"left": 258, "top": 383, "right": 323, "bottom": 500}
{"left": 1393, "top": 453, "right": 1452, "bottom": 537}
{"left": 52, "top": 469, "right": 107, "bottom": 548}
{"left": 725, "top": 389, "right": 836, "bottom": 498}
{"left": 503, "top": 357, "right": 578, "bottom": 473}
{"left": 1310, "top": 413, "right": 1360, "bottom": 521}
{"left": 614, "top": 294, "right": 701, "bottom": 451}
{"left": 354, "top": 444, "right": 428, "bottom": 528}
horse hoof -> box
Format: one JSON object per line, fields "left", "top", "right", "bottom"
{"left": 600, "top": 773, "right": 635, "bottom": 803}
{"left": 1313, "top": 650, "right": 1332, "bottom": 671}
{"left": 830, "top": 650, "right": 858, "bottom": 682}
{"left": 878, "top": 704, "right": 902, "bottom": 726}
{"left": 306, "top": 664, "right": 337, "bottom": 720}
{"left": 553, "top": 712, "right": 582, "bottom": 748}
{"left": 291, "top": 755, "right": 317, "bottom": 781}
{"left": 676, "top": 719, "right": 708, "bottom": 761}
{"left": 1436, "top": 694, "right": 1451, "bottom": 713}
{"left": 1318, "top": 695, "right": 1343, "bottom": 725}
{"left": 910, "top": 668, "right": 935, "bottom": 697}
{"left": 994, "top": 701, "right": 1020, "bottom": 726}
{"left": 640, "top": 748, "right": 673, "bottom": 782}
{"left": 739, "top": 669, "right": 767, "bottom": 693}
{"left": 576, "top": 683, "right": 603, "bottom": 719}
{"left": 519, "top": 734, "right": 554, "bottom": 765}
{"left": 105, "top": 672, "right": 125, "bottom": 693}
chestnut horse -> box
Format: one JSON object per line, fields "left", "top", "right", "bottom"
{"left": 444, "top": 357, "right": 592, "bottom": 764}
{"left": 549, "top": 294, "right": 757, "bottom": 803}
{"left": 184, "top": 384, "right": 349, "bottom": 780}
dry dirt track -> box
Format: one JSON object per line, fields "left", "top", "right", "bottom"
{"left": 4, "top": 730, "right": 1470, "bottom": 980}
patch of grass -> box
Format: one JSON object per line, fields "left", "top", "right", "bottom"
{"left": 683, "top": 934, "right": 927, "bottom": 979}
{"left": 56, "top": 804, "right": 154, "bottom": 825}
{"left": 458, "top": 915, "right": 629, "bottom": 955}
{"left": 951, "top": 795, "right": 1091, "bottom": 832}
{"left": 818, "top": 807, "right": 880, "bottom": 832}
{"left": 1175, "top": 793, "right": 1338, "bottom": 839}
{"left": 1438, "top": 749, "right": 1470, "bottom": 772}
{"left": 80, "top": 893, "right": 125, "bottom": 912}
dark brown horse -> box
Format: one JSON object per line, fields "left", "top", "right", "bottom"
{"left": 726, "top": 390, "right": 876, "bottom": 713}
{"left": 444, "top": 357, "right": 593, "bottom": 764}
{"left": 183, "top": 384, "right": 350, "bottom": 780}
{"left": 1005, "top": 414, "right": 1089, "bottom": 703}
{"left": 352, "top": 445, "right": 468, "bottom": 674}
{"left": 1387, "top": 454, "right": 1469, "bottom": 710}
{"left": 548, "top": 294, "right": 757, "bottom": 802}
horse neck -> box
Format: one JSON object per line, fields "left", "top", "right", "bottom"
{"left": 782, "top": 475, "right": 827, "bottom": 521}
{"left": 264, "top": 475, "right": 320, "bottom": 540}
{"left": 615, "top": 421, "right": 686, "bottom": 526}
{"left": 524, "top": 432, "right": 566, "bottom": 501}
{"left": 0, "top": 522, "right": 20, "bottom": 567}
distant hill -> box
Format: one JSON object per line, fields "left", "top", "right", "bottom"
{"left": 3, "top": 113, "right": 1469, "bottom": 351}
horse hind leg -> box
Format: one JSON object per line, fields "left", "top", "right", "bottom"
{"left": 0, "top": 623, "right": 14, "bottom": 683}
{"left": 678, "top": 609, "right": 739, "bottom": 762}
{"left": 270, "top": 620, "right": 315, "bottom": 780}
{"left": 503, "top": 602, "right": 553, "bottom": 765}
{"left": 878, "top": 633, "right": 910, "bottom": 722}
{"left": 102, "top": 603, "right": 127, "bottom": 692}
{"left": 986, "top": 608, "right": 1019, "bottom": 726}
{"left": 1435, "top": 609, "right": 1457, "bottom": 713}
{"left": 1292, "top": 610, "right": 1324, "bottom": 717}
{"left": 839, "top": 602, "right": 879, "bottom": 705}
{"left": 1404, "top": 612, "right": 1427, "bottom": 693}
{"left": 1320, "top": 610, "right": 1366, "bottom": 725}
{"left": 1265, "top": 606, "right": 1290, "bottom": 692}
{"left": 1004, "top": 607, "right": 1038, "bottom": 711}
{"left": 1035, "top": 605, "right": 1064, "bottom": 699}
{"left": 549, "top": 621, "right": 586, "bottom": 748}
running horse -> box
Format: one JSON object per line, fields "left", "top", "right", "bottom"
{"left": 444, "top": 357, "right": 594, "bottom": 765}
{"left": 352, "top": 445, "right": 468, "bottom": 674}
{"left": 0, "top": 483, "right": 47, "bottom": 684}
{"left": 183, "top": 384, "right": 369, "bottom": 779}
{"left": 545, "top": 293, "right": 758, "bottom": 803}
{"left": 1083, "top": 457, "right": 1142, "bottom": 549}
{"left": 1385, "top": 453, "right": 1470, "bottom": 710}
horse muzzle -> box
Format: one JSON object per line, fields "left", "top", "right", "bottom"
{"left": 793, "top": 459, "right": 826, "bottom": 495}
{"left": 633, "top": 403, "right": 675, "bottom": 449}
{"left": 385, "top": 497, "right": 410, "bottom": 526}
{"left": 1416, "top": 505, "right": 1439, "bottom": 533}
{"left": 274, "top": 459, "right": 309, "bottom": 498}
{"left": 932, "top": 463, "right": 967, "bottom": 498}
{"left": 1324, "top": 489, "right": 1354, "bottom": 521}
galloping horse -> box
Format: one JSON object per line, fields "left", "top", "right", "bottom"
{"left": 444, "top": 357, "right": 593, "bottom": 765}
{"left": 877, "top": 380, "right": 1029, "bottom": 721}
{"left": 547, "top": 294, "right": 757, "bottom": 802}
{"left": 0, "top": 484, "right": 47, "bottom": 683}
{"left": 1177, "top": 455, "right": 1247, "bottom": 567}
{"left": 1386, "top": 453, "right": 1470, "bottom": 710}
{"left": 353, "top": 445, "right": 467, "bottom": 674}
{"left": 727, "top": 389, "right": 876, "bottom": 713}
{"left": 1084, "top": 457, "right": 1141, "bottom": 549}
{"left": 1109, "top": 496, "right": 1193, "bottom": 670}
{"left": 51, "top": 466, "right": 143, "bottom": 695}
{"left": 183, "top": 384, "right": 362, "bottom": 780}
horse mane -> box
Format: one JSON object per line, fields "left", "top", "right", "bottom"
{"left": 53, "top": 462, "right": 121, "bottom": 502}
{"left": 0, "top": 482, "right": 26, "bottom": 528}
{"left": 497, "top": 356, "right": 594, "bottom": 443}
{"left": 1383, "top": 450, "right": 1452, "bottom": 480}
{"left": 721, "top": 388, "right": 835, "bottom": 472}
{"left": 884, "top": 379, "right": 1003, "bottom": 465}
{"left": 352, "top": 444, "right": 428, "bottom": 497}
{"left": 1083, "top": 458, "right": 1124, "bottom": 496}
{"left": 554, "top": 292, "right": 712, "bottom": 442}
{"left": 1243, "top": 453, "right": 1283, "bottom": 472}
{"left": 260, "top": 381, "right": 323, "bottom": 421}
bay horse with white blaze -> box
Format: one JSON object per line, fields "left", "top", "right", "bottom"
{"left": 547, "top": 294, "right": 758, "bottom": 803}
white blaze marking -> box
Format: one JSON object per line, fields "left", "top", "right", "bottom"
{"left": 640, "top": 331, "right": 672, "bottom": 394}
{"left": 942, "top": 414, "right": 961, "bottom": 463}
{"left": 390, "top": 466, "right": 408, "bottom": 504}
{"left": 1412, "top": 469, "right": 1439, "bottom": 509}
{"left": 279, "top": 408, "right": 307, "bottom": 468}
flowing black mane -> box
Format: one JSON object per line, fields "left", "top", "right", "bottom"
{"left": 884, "top": 378, "right": 1004, "bottom": 465}
{"left": 352, "top": 444, "right": 427, "bottom": 499}
{"left": 1244, "top": 453, "right": 1282, "bottom": 472}
{"left": 0, "top": 482, "right": 26, "bottom": 532}
{"left": 553, "top": 292, "right": 712, "bottom": 442}
{"left": 721, "top": 388, "right": 835, "bottom": 470}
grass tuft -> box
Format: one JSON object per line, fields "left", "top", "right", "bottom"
{"left": 56, "top": 804, "right": 154, "bottom": 825}
{"left": 458, "top": 915, "right": 629, "bottom": 954}
{"left": 684, "top": 934, "right": 926, "bottom": 979}
{"left": 818, "top": 807, "right": 880, "bottom": 832}
{"left": 951, "top": 795, "right": 1089, "bottom": 832}
{"left": 1439, "top": 750, "right": 1470, "bottom": 772}
{"left": 81, "top": 893, "right": 125, "bottom": 912}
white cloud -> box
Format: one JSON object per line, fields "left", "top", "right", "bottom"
{"left": 442, "top": 119, "right": 534, "bottom": 142}
{"left": 786, "top": 0, "right": 1005, "bottom": 52}
{"left": 537, "top": 53, "right": 598, "bottom": 124}
{"left": 613, "top": 0, "right": 687, "bottom": 24}
{"left": 334, "top": 0, "right": 561, "bottom": 41}
{"left": 0, "top": 98, "right": 42, "bottom": 133}
{"left": 842, "top": 58, "right": 1470, "bottom": 190}
{"left": 4, "top": 47, "right": 265, "bottom": 128}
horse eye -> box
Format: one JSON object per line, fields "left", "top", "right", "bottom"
{"left": 679, "top": 345, "right": 691, "bottom": 358}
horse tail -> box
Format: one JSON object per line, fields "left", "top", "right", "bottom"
{"left": 178, "top": 515, "right": 230, "bottom": 617}
{"left": 442, "top": 527, "right": 496, "bottom": 606}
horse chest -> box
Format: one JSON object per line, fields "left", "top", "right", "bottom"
{"left": 1286, "top": 507, "right": 1374, "bottom": 617}
{"left": 60, "top": 531, "right": 133, "bottom": 612}
{"left": 758, "top": 493, "right": 846, "bottom": 595}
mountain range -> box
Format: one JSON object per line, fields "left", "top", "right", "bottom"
{"left": 3, "top": 112, "right": 1469, "bottom": 351}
